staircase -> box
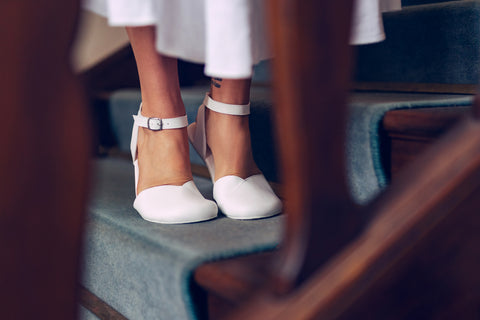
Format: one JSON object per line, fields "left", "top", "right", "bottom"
{"left": 78, "top": 1, "right": 480, "bottom": 319}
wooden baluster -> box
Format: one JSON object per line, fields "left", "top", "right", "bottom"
{"left": 0, "top": 1, "right": 89, "bottom": 318}
{"left": 267, "top": 0, "right": 360, "bottom": 292}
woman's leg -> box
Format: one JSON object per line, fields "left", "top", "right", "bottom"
{"left": 126, "top": 26, "right": 192, "bottom": 193}
{"left": 207, "top": 78, "right": 261, "bottom": 181}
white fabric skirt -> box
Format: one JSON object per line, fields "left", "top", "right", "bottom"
{"left": 352, "top": 0, "right": 402, "bottom": 45}
{"left": 84, "top": 0, "right": 401, "bottom": 78}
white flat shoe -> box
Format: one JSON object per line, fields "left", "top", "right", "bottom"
{"left": 131, "top": 104, "right": 218, "bottom": 224}
{"left": 187, "top": 94, "right": 282, "bottom": 219}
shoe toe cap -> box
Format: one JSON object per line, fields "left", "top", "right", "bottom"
{"left": 214, "top": 175, "right": 282, "bottom": 219}
{"left": 134, "top": 181, "right": 218, "bottom": 224}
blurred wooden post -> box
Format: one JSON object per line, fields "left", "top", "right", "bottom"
{"left": 268, "top": 0, "right": 360, "bottom": 292}
{"left": 0, "top": 1, "right": 90, "bottom": 318}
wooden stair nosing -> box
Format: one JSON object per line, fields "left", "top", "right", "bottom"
{"left": 78, "top": 286, "right": 128, "bottom": 320}
{"left": 194, "top": 251, "right": 278, "bottom": 304}
{"left": 383, "top": 106, "right": 471, "bottom": 138}
{"left": 383, "top": 105, "right": 472, "bottom": 178}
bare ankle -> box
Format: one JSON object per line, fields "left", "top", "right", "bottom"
{"left": 209, "top": 78, "right": 252, "bottom": 105}
{"left": 136, "top": 127, "right": 192, "bottom": 193}
{"left": 205, "top": 108, "right": 260, "bottom": 180}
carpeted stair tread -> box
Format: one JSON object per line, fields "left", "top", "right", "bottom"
{"left": 346, "top": 92, "right": 472, "bottom": 201}
{"left": 109, "top": 89, "right": 472, "bottom": 203}
{"left": 84, "top": 90, "right": 473, "bottom": 319}
{"left": 82, "top": 157, "right": 283, "bottom": 320}
{"left": 356, "top": 0, "right": 480, "bottom": 85}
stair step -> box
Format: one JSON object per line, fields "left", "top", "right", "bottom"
{"left": 355, "top": 1, "right": 480, "bottom": 89}
{"left": 81, "top": 157, "right": 282, "bottom": 319}
{"left": 242, "top": 2, "right": 480, "bottom": 92}
{"left": 108, "top": 89, "right": 472, "bottom": 204}
{"left": 194, "top": 251, "right": 276, "bottom": 319}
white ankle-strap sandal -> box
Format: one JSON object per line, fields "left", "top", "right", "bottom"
{"left": 131, "top": 104, "right": 218, "bottom": 224}
{"left": 188, "top": 94, "right": 282, "bottom": 220}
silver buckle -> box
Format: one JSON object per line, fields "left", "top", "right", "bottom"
{"left": 147, "top": 117, "right": 162, "bottom": 131}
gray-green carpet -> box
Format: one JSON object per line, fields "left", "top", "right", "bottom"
{"left": 347, "top": 92, "right": 472, "bottom": 202}
{"left": 356, "top": 1, "right": 480, "bottom": 85}
{"left": 83, "top": 158, "right": 283, "bottom": 319}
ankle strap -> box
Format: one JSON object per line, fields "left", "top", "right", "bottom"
{"left": 133, "top": 113, "right": 188, "bottom": 131}
{"left": 203, "top": 94, "right": 250, "bottom": 116}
